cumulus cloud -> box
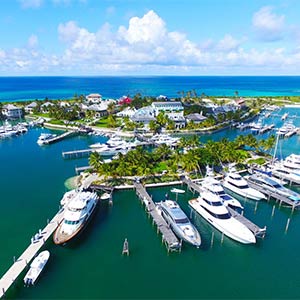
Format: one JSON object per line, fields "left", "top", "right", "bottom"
{"left": 252, "top": 6, "right": 285, "bottom": 41}
{"left": 2, "top": 9, "right": 300, "bottom": 74}
{"left": 18, "top": 0, "right": 44, "bottom": 9}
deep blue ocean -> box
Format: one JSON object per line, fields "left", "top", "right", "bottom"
{"left": 1, "top": 76, "right": 300, "bottom": 102}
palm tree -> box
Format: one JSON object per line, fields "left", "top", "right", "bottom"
{"left": 89, "top": 152, "right": 103, "bottom": 172}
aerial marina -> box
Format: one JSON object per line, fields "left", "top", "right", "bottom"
{"left": 2, "top": 78, "right": 300, "bottom": 299}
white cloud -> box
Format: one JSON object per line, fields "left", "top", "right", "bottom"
{"left": 252, "top": 6, "right": 285, "bottom": 41}
{"left": 18, "top": 0, "right": 44, "bottom": 9}
{"left": 2, "top": 9, "right": 300, "bottom": 75}
{"left": 27, "top": 34, "right": 39, "bottom": 48}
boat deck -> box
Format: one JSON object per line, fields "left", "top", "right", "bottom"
{"left": 182, "top": 176, "right": 266, "bottom": 238}
{"left": 0, "top": 209, "right": 64, "bottom": 298}
{"left": 134, "top": 182, "right": 181, "bottom": 252}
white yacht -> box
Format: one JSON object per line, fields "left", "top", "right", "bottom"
{"left": 37, "top": 133, "right": 57, "bottom": 145}
{"left": 201, "top": 176, "right": 243, "bottom": 210}
{"left": 53, "top": 189, "right": 99, "bottom": 245}
{"left": 247, "top": 173, "right": 300, "bottom": 202}
{"left": 156, "top": 200, "right": 201, "bottom": 247}
{"left": 189, "top": 191, "right": 256, "bottom": 244}
{"left": 23, "top": 250, "right": 50, "bottom": 286}
{"left": 222, "top": 171, "right": 265, "bottom": 201}
{"left": 281, "top": 112, "right": 289, "bottom": 120}
{"left": 150, "top": 134, "right": 180, "bottom": 147}
{"left": 283, "top": 154, "right": 300, "bottom": 172}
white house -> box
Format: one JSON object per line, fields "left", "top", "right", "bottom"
{"left": 41, "top": 102, "right": 55, "bottom": 112}
{"left": 2, "top": 104, "right": 23, "bottom": 119}
{"left": 86, "top": 93, "right": 102, "bottom": 103}
{"left": 116, "top": 107, "right": 136, "bottom": 118}
{"left": 25, "top": 102, "right": 38, "bottom": 114}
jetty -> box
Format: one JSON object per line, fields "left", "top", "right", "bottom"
{"left": 246, "top": 179, "right": 300, "bottom": 210}
{"left": 62, "top": 148, "right": 94, "bottom": 159}
{"left": 0, "top": 209, "right": 64, "bottom": 298}
{"left": 181, "top": 176, "right": 266, "bottom": 238}
{"left": 259, "top": 124, "right": 275, "bottom": 134}
{"left": 43, "top": 130, "right": 76, "bottom": 145}
{"left": 133, "top": 182, "right": 181, "bottom": 252}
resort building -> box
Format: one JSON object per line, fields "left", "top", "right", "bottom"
{"left": 185, "top": 113, "right": 207, "bottom": 124}
{"left": 24, "top": 102, "right": 38, "bottom": 114}
{"left": 130, "top": 106, "right": 155, "bottom": 128}
{"left": 41, "top": 102, "right": 55, "bottom": 112}
{"left": 86, "top": 93, "right": 102, "bottom": 103}
{"left": 83, "top": 99, "right": 116, "bottom": 118}
{"left": 2, "top": 104, "right": 23, "bottom": 119}
{"left": 116, "top": 107, "right": 136, "bottom": 118}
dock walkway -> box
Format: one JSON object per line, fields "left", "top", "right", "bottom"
{"left": 0, "top": 209, "right": 64, "bottom": 298}
{"left": 181, "top": 176, "right": 266, "bottom": 238}
{"left": 133, "top": 182, "right": 181, "bottom": 252}
{"left": 62, "top": 148, "right": 94, "bottom": 159}
{"left": 43, "top": 131, "right": 76, "bottom": 145}
{"left": 246, "top": 179, "right": 300, "bottom": 210}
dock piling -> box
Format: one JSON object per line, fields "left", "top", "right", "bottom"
{"left": 285, "top": 218, "right": 291, "bottom": 233}
{"left": 271, "top": 205, "right": 276, "bottom": 218}
{"left": 210, "top": 232, "right": 214, "bottom": 248}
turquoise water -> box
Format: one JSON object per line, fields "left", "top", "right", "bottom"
{"left": 1, "top": 108, "right": 300, "bottom": 299}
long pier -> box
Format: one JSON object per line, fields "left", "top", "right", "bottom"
{"left": 62, "top": 148, "right": 94, "bottom": 159}
{"left": 246, "top": 178, "right": 300, "bottom": 210}
{"left": 133, "top": 182, "right": 181, "bottom": 252}
{"left": 43, "top": 131, "right": 76, "bottom": 145}
{"left": 181, "top": 176, "right": 266, "bottom": 238}
{"left": 0, "top": 209, "right": 64, "bottom": 298}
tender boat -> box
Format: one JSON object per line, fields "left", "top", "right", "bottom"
{"left": 23, "top": 250, "right": 50, "bottom": 287}
{"left": 222, "top": 171, "right": 266, "bottom": 201}
{"left": 37, "top": 133, "right": 57, "bottom": 145}
{"left": 247, "top": 173, "right": 300, "bottom": 202}
{"left": 53, "top": 189, "right": 99, "bottom": 245}
{"left": 156, "top": 199, "right": 201, "bottom": 247}
{"left": 189, "top": 191, "right": 256, "bottom": 244}
{"left": 170, "top": 188, "right": 185, "bottom": 194}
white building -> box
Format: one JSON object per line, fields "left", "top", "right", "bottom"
{"left": 86, "top": 93, "right": 102, "bottom": 103}
{"left": 116, "top": 107, "right": 136, "bottom": 118}
{"left": 25, "top": 102, "right": 38, "bottom": 114}
{"left": 2, "top": 104, "right": 23, "bottom": 119}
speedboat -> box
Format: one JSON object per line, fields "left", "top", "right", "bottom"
{"left": 23, "top": 250, "right": 50, "bottom": 286}
{"left": 222, "top": 171, "right": 266, "bottom": 201}
{"left": 189, "top": 191, "right": 256, "bottom": 244}
{"left": 247, "top": 173, "right": 300, "bottom": 202}
{"left": 170, "top": 188, "right": 185, "bottom": 194}
{"left": 37, "top": 133, "right": 57, "bottom": 145}
{"left": 201, "top": 176, "right": 243, "bottom": 210}
{"left": 53, "top": 189, "right": 99, "bottom": 245}
{"left": 156, "top": 199, "right": 201, "bottom": 247}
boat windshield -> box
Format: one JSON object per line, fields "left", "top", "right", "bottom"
{"left": 203, "top": 198, "right": 223, "bottom": 206}
{"left": 175, "top": 217, "right": 189, "bottom": 224}
{"left": 201, "top": 205, "right": 231, "bottom": 219}
{"left": 64, "top": 219, "right": 80, "bottom": 225}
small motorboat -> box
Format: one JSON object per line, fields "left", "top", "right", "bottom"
{"left": 24, "top": 250, "right": 50, "bottom": 286}
{"left": 100, "top": 192, "right": 111, "bottom": 200}
{"left": 170, "top": 188, "right": 185, "bottom": 194}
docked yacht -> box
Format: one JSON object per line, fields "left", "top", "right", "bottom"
{"left": 189, "top": 190, "right": 256, "bottom": 244}
{"left": 222, "top": 171, "right": 265, "bottom": 201}
{"left": 23, "top": 250, "right": 50, "bottom": 286}
{"left": 283, "top": 154, "right": 300, "bottom": 172}
{"left": 156, "top": 200, "right": 201, "bottom": 247}
{"left": 53, "top": 189, "right": 99, "bottom": 245}
{"left": 247, "top": 173, "right": 300, "bottom": 202}
{"left": 37, "top": 133, "right": 57, "bottom": 145}
{"left": 201, "top": 176, "right": 243, "bottom": 210}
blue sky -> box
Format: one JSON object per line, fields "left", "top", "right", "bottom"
{"left": 0, "top": 0, "right": 300, "bottom": 75}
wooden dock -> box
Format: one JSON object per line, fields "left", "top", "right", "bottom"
{"left": 181, "top": 176, "right": 266, "bottom": 238}
{"left": 62, "top": 148, "right": 94, "bottom": 159}
{"left": 0, "top": 209, "right": 64, "bottom": 298}
{"left": 246, "top": 178, "right": 300, "bottom": 210}
{"left": 43, "top": 131, "right": 76, "bottom": 145}
{"left": 133, "top": 182, "right": 181, "bottom": 252}
{"left": 75, "top": 166, "right": 93, "bottom": 174}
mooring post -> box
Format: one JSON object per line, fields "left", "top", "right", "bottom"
{"left": 271, "top": 205, "right": 276, "bottom": 218}
{"left": 254, "top": 201, "right": 258, "bottom": 214}
{"left": 285, "top": 218, "right": 291, "bottom": 233}
{"left": 210, "top": 232, "right": 214, "bottom": 248}
{"left": 13, "top": 256, "right": 16, "bottom": 263}
{"left": 221, "top": 233, "right": 224, "bottom": 245}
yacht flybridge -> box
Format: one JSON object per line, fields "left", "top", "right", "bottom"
{"left": 53, "top": 189, "right": 99, "bottom": 245}
{"left": 189, "top": 190, "right": 256, "bottom": 244}
{"left": 156, "top": 199, "right": 201, "bottom": 247}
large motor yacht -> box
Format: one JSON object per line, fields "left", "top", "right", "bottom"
{"left": 283, "top": 154, "right": 300, "bottom": 172}
{"left": 189, "top": 190, "right": 256, "bottom": 244}
{"left": 37, "top": 133, "right": 57, "bottom": 145}
{"left": 222, "top": 171, "right": 265, "bottom": 201}
{"left": 247, "top": 173, "right": 300, "bottom": 202}
{"left": 201, "top": 176, "right": 243, "bottom": 210}
{"left": 53, "top": 189, "right": 99, "bottom": 245}
{"left": 156, "top": 199, "right": 201, "bottom": 247}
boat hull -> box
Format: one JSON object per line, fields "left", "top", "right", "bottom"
{"left": 53, "top": 199, "right": 98, "bottom": 245}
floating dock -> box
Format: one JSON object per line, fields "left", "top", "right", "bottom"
{"left": 0, "top": 209, "right": 64, "bottom": 298}
{"left": 62, "top": 148, "right": 94, "bottom": 159}
{"left": 181, "top": 176, "right": 266, "bottom": 238}
{"left": 43, "top": 130, "right": 77, "bottom": 145}
{"left": 246, "top": 179, "right": 300, "bottom": 210}
{"left": 134, "top": 182, "right": 181, "bottom": 252}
